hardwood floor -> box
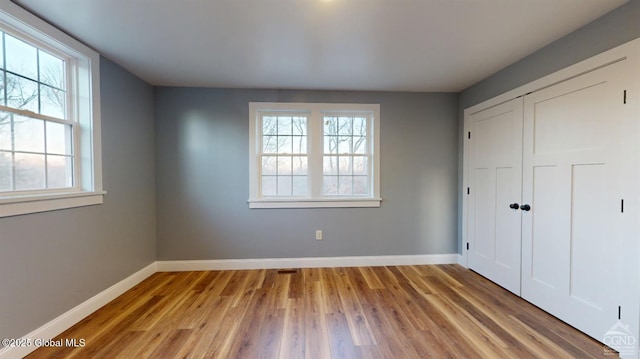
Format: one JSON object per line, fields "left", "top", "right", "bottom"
{"left": 26, "top": 265, "right": 614, "bottom": 358}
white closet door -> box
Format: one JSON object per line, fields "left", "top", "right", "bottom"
{"left": 467, "top": 98, "right": 523, "bottom": 295}
{"left": 521, "top": 60, "right": 628, "bottom": 343}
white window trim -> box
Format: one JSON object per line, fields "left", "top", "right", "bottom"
{"left": 248, "top": 102, "right": 381, "bottom": 209}
{"left": 0, "top": 1, "right": 104, "bottom": 218}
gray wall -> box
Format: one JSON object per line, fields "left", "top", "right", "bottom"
{"left": 461, "top": 0, "right": 640, "bottom": 108}
{"left": 0, "top": 57, "right": 156, "bottom": 339}
{"left": 456, "top": 0, "right": 640, "bottom": 253}
{"left": 155, "top": 89, "right": 458, "bottom": 260}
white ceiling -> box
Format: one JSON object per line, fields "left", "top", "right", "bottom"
{"left": 15, "top": 0, "right": 627, "bottom": 92}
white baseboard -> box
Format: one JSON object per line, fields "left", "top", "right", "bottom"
{"left": 0, "top": 262, "right": 157, "bottom": 359}
{"left": 156, "top": 253, "right": 458, "bottom": 271}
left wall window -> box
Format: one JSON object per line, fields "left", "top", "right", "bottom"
{"left": 0, "top": 2, "right": 103, "bottom": 217}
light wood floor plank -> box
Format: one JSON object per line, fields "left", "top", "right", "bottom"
{"left": 279, "top": 298, "right": 305, "bottom": 359}
{"left": 333, "top": 269, "right": 376, "bottom": 346}
{"left": 26, "top": 265, "right": 615, "bottom": 358}
{"left": 325, "top": 312, "right": 359, "bottom": 359}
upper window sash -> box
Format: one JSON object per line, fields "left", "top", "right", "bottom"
{"left": 0, "top": 28, "right": 71, "bottom": 117}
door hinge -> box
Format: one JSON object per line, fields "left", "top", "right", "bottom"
{"left": 621, "top": 199, "right": 624, "bottom": 213}
{"left": 466, "top": 242, "right": 469, "bottom": 250}
{"left": 468, "top": 131, "right": 471, "bottom": 139}
{"left": 467, "top": 187, "right": 470, "bottom": 195}
{"left": 623, "top": 90, "right": 627, "bottom": 104}
{"left": 618, "top": 305, "right": 622, "bottom": 320}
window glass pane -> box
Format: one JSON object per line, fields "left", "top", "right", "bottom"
{"left": 323, "top": 175, "right": 338, "bottom": 195}
{"left": 7, "top": 73, "right": 38, "bottom": 112}
{"left": 262, "top": 135, "right": 277, "bottom": 153}
{"left": 40, "top": 85, "right": 65, "bottom": 118}
{"left": 261, "top": 156, "right": 277, "bottom": 175}
{"left": 353, "top": 176, "right": 369, "bottom": 195}
{"left": 338, "top": 176, "right": 352, "bottom": 195}
{"left": 292, "top": 176, "right": 308, "bottom": 196}
{"left": 324, "top": 135, "right": 338, "bottom": 154}
{"left": 353, "top": 117, "right": 367, "bottom": 136}
{"left": 292, "top": 156, "right": 307, "bottom": 175}
{"left": 0, "top": 152, "right": 11, "bottom": 191}
{"left": 338, "top": 176, "right": 353, "bottom": 195}
{"left": 261, "top": 176, "right": 276, "bottom": 196}
{"left": 0, "top": 114, "right": 10, "bottom": 150}
{"left": 353, "top": 136, "right": 367, "bottom": 154}
{"left": 38, "top": 50, "right": 65, "bottom": 90}
{"left": 277, "top": 116, "right": 292, "bottom": 135}
{"left": 0, "top": 34, "right": 4, "bottom": 70}
{"left": 338, "top": 156, "right": 352, "bottom": 174}
{"left": 337, "top": 136, "right": 351, "bottom": 153}
{"left": 338, "top": 116, "right": 352, "bottom": 135}
{"left": 277, "top": 135, "right": 292, "bottom": 154}
{"left": 292, "top": 117, "right": 306, "bottom": 135}
{"left": 13, "top": 116, "right": 44, "bottom": 153}
{"left": 0, "top": 72, "right": 5, "bottom": 106}
{"left": 263, "top": 116, "right": 277, "bottom": 135}
{"left": 5, "top": 34, "right": 37, "bottom": 80}
{"left": 291, "top": 136, "right": 306, "bottom": 154}
{"left": 277, "top": 176, "right": 292, "bottom": 195}
{"left": 47, "top": 154, "right": 73, "bottom": 188}
{"left": 324, "top": 116, "right": 337, "bottom": 135}
{"left": 46, "top": 121, "right": 73, "bottom": 155}
{"left": 323, "top": 156, "right": 338, "bottom": 175}
{"left": 353, "top": 156, "right": 367, "bottom": 175}
{"left": 277, "top": 156, "right": 291, "bottom": 175}
{"left": 14, "top": 152, "right": 44, "bottom": 190}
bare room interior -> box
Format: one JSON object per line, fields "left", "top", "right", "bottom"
{"left": 1, "top": 0, "right": 639, "bottom": 358}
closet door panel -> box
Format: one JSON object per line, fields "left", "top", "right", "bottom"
{"left": 467, "top": 98, "right": 523, "bottom": 295}
{"left": 521, "top": 60, "right": 625, "bottom": 342}
{"left": 532, "top": 82, "right": 609, "bottom": 155}
{"left": 569, "top": 163, "right": 609, "bottom": 308}
{"left": 494, "top": 167, "right": 520, "bottom": 267}
{"left": 529, "top": 164, "right": 568, "bottom": 291}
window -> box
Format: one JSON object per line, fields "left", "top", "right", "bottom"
{"left": 322, "top": 114, "right": 369, "bottom": 196}
{"left": 249, "top": 102, "right": 380, "bottom": 208}
{"left": 0, "top": 33, "right": 72, "bottom": 191}
{"left": 0, "top": 3, "right": 103, "bottom": 217}
{"left": 260, "top": 113, "right": 309, "bottom": 197}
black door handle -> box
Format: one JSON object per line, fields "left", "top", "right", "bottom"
{"left": 521, "top": 204, "right": 531, "bottom": 211}
{"left": 509, "top": 203, "right": 520, "bottom": 210}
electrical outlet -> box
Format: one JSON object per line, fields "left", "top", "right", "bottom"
{"left": 315, "top": 230, "right": 323, "bottom": 240}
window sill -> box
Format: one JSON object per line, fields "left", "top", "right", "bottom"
{"left": 0, "top": 191, "right": 106, "bottom": 218}
{"left": 248, "top": 198, "right": 381, "bottom": 209}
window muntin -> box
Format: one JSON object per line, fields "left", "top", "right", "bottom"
{"left": 249, "top": 102, "right": 380, "bottom": 208}
{"left": 0, "top": 30, "right": 75, "bottom": 194}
